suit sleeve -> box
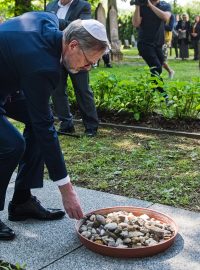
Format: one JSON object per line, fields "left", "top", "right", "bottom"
{"left": 78, "top": 2, "right": 91, "bottom": 20}
{"left": 59, "top": 2, "right": 91, "bottom": 30}
{"left": 21, "top": 70, "right": 68, "bottom": 181}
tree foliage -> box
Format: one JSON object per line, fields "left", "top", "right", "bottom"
{"left": 0, "top": 0, "right": 44, "bottom": 18}
{"left": 118, "top": 13, "right": 134, "bottom": 44}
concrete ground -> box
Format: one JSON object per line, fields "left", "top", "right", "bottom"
{"left": 0, "top": 178, "right": 200, "bottom": 270}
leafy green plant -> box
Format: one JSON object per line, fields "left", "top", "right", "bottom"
{"left": 67, "top": 77, "right": 76, "bottom": 104}
{"left": 68, "top": 59, "right": 200, "bottom": 121}
{"left": 116, "top": 68, "right": 161, "bottom": 120}
{"left": 89, "top": 67, "right": 200, "bottom": 121}
{"left": 91, "top": 68, "right": 165, "bottom": 120}
{"left": 90, "top": 71, "right": 118, "bottom": 108}
{"left": 159, "top": 78, "right": 200, "bottom": 119}
{"left": 0, "top": 261, "right": 26, "bottom": 270}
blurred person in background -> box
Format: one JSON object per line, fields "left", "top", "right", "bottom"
{"left": 190, "top": 15, "right": 200, "bottom": 61}
{"left": 162, "top": 13, "right": 175, "bottom": 79}
{"left": 46, "top": 0, "right": 99, "bottom": 137}
{"left": 102, "top": 52, "right": 112, "bottom": 68}
{"left": 171, "top": 14, "right": 179, "bottom": 58}
{"left": 176, "top": 13, "right": 190, "bottom": 60}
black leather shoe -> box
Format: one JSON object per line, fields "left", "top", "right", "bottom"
{"left": 0, "top": 220, "right": 15, "bottom": 240}
{"left": 58, "top": 125, "right": 75, "bottom": 134}
{"left": 8, "top": 196, "right": 65, "bottom": 221}
{"left": 84, "top": 129, "right": 97, "bottom": 137}
{"left": 105, "top": 63, "right": 112, "bottom": 68}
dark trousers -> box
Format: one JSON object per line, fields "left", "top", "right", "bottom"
{"left": 172, "top": 38, "right": 179, "bottom": 58}
{"left": 174, "top": 43, "right": 179, "bottom": 58}
{"left": 137, "top": 42, "right": 165, "bottom": 94}
{"left": 192, "top": 39, "right": 200, "bottom": 60}
{"left": 0, "top": 96, "right": 44, "bottom": 211}
{"left": 52, "top": 67, "right": 99, "bottom": 130}
{"left": 102, "top": 53, "right": 110, "bottom": 65}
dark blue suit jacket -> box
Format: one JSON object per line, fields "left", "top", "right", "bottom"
{"left": 0, "top": 12, "right": 67, "bottom": 181}
{"left": 46, "top": 0, "right": 91, "bottom": 30}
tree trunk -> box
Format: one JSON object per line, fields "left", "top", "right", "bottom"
{"left": 108, "top": 0, "right": 117, "bottom": 11}
{"left": 15, "top": 0, "right": 32, "bottom": 16}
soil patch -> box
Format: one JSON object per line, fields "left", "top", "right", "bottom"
{"left": 72, "top": 107, "right": 200, "bottom": 133}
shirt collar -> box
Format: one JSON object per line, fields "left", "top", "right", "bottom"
{"left": 58, "top": 0, "right": 73, "bottom": 8}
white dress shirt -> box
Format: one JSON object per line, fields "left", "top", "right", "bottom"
{"left": 56, "top": 0, "right": 74, "bottom": 19}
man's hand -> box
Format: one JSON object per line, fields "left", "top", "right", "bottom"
{"left": 147, "top": 0, "right": 158, "bottom": 8}
{"left": 191, "top": 33, "right": 197, "bottom": 37}
{"left": 59, "top": 182, "right": 84, "bottom": 220}
{"left": 147, "top": 0, "right": 171, "bottom": 22}
{"left": 147, "top": 0, "right": 153, "bottom": 7}
{"left": 132, "top": 4, "right": 142, "bottom": 27}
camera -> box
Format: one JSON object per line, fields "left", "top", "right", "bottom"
{"left": 130, "top": 0, "right": 148, "bottom": 6}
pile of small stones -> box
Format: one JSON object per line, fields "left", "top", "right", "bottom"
{"left": 79, "top": 211, "right": 175, "bottom": 248}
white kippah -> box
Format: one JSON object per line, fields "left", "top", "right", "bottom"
{"left": 81, "top": 19, "right": 109, "bottom": 42}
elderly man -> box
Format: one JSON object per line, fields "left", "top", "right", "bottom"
{"left": 46, "top": 0, "right": 99, "bottom": 137}
{"left": 132, "top": 0, "right": 171, "bottom": 98}
{"left": 0, "top": 11, "right": 109, "bottom": 240}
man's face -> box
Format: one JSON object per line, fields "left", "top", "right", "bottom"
{"left": 182, "top": 15, "right": 187, "bottom": 21}
{"left": 60, "top": 0, "right": 72, "bottom": 5}
{"left": 62, "top": 40, "right": 104, "bottom": 74}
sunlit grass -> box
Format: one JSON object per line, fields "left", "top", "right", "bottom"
{"left": 90, "top": 47, "right": 199, "bottom": 83}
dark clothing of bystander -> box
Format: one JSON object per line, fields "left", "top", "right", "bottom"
{"left": 137, "top": 1, "right": 171, "bottom": 94}
{"left": 176, "top": 19, "right": 190, "bottom": 59}
{"left": 46, "top": 0, "right": 99, "bottom": 133}
{"left": 190, "top": 21, "right": 200, "bottom": 60}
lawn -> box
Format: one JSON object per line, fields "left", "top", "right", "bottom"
{"left": 8, "top": 48, "right": 200, "bottom": 214}
{"left": 90, "top": 47, "right": 200, "bottom": 82}
{"left": 58, "top": 124, "right": 200, "bottom": 212}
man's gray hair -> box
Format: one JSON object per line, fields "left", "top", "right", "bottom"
{"left": 63, "top": 19, "right": 109, "bottom": 52}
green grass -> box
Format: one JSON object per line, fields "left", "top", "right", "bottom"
{"left": 90, "top": 47, "right": 200, "bottom": 83}
{"left": 58, "top": 125, "right": 200, "bottom": 212}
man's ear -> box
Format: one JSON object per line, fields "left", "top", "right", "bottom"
{"left": 69, "top": 40, "right": 79, "bottom": 50}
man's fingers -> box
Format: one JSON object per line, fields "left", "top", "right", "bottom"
{"left": 76, "top": 207, "right": 84, "bottom": 220}
{"left": 65, "top": 206, "right": 84, "bottom": 220}
{"left": 66, "top": 208, "right": 73, "bottom": 219}
{"left": 71, "top": 209, "right": 78, "bottom": 220}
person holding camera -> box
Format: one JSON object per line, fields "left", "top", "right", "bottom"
{"left": 132, "top": 0, "right": 171, "bottom": 98}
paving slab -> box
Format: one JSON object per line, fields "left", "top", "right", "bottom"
{"left": 0, "top": 180, "right": 151, "bottom": 269}
{"left": 0, "top": 181, "right": 80, "bottom": 270}
{"left": 40, "top": 205, "right": 200, "bottom": 270}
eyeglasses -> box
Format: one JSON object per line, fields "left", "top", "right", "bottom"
{"left": 79, "top": 46, "right": 95, "bottom": 67}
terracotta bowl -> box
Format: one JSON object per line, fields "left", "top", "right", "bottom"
{"left": 75, "top": 206, "right": 178, "bottom": 258}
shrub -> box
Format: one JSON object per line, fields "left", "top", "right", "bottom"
{"left": 159, "top": 78, "right": 200, "bottom": 119}
{"left": 68, "top": 68, "right": 200, "bottom": 121}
